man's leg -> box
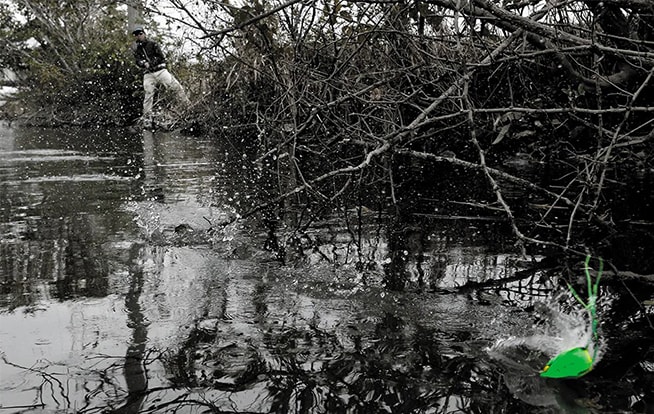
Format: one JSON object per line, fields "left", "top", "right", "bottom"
{"left": 143, "top": 73, "right": 156, "bottom": 127}
{"left": 158, "top": 69, "right": 190, "bottom": 108}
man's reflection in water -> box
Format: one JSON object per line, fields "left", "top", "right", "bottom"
{"left": 115, "top": 130, "right": 164, "bottom": 413}
{"left": 141, "top": 130, "right": 166, "bottom": 202}
{"left": 114, "top": 242, "right": 149, "bottom": 413}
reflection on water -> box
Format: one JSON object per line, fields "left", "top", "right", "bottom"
{"left": 0, "top": 123, "right": 650, "bottom": 413}
{"left": 114, "top": 242, "right": 149, "bottom": 414}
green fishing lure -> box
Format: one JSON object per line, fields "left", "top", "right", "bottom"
{"left": 540, "top": 346, "right": 593, "bottom": 378}
{"left": 540, "top": 255, "right": 602, "bottom": 379}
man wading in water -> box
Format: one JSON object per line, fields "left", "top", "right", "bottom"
{"left": 131, "top": 26, "right": 190, "bottom": 129}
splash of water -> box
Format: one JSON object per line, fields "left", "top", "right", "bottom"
{"left": 486, "top": 294, "right": 604, "bottom": 407}
{"left": 488, "top": 293, "right": 603, "bottom": 376}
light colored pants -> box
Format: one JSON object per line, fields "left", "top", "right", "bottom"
{"left": 142, "top": 69, "right": 190, "bottom": 120}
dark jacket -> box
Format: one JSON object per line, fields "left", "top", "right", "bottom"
{"left": 132, "top": 39, "right": 167, "bottom": 73}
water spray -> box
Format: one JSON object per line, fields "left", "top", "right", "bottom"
{"left": 540, "top": 255, "right": 603, "bottom": 379}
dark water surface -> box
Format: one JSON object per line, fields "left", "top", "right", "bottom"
{"left": 0, "top": 123, "right": 651, "bottom": 413}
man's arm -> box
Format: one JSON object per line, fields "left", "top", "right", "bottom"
{"left": 149, "top": 42, "right": 167, "bottom": 68}
{"left": 131, "top": 42, "right": 150, "bottom": 69}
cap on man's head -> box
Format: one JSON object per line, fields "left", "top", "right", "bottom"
{"left": 132, "top": 26, "right": 145, "bottom": 35}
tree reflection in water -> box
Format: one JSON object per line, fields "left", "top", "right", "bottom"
{"left": 168, "top": 323, "right": 516, "bottom": 413}
{"left": 162, "top": 280, "right": 530, "bottom": 413}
